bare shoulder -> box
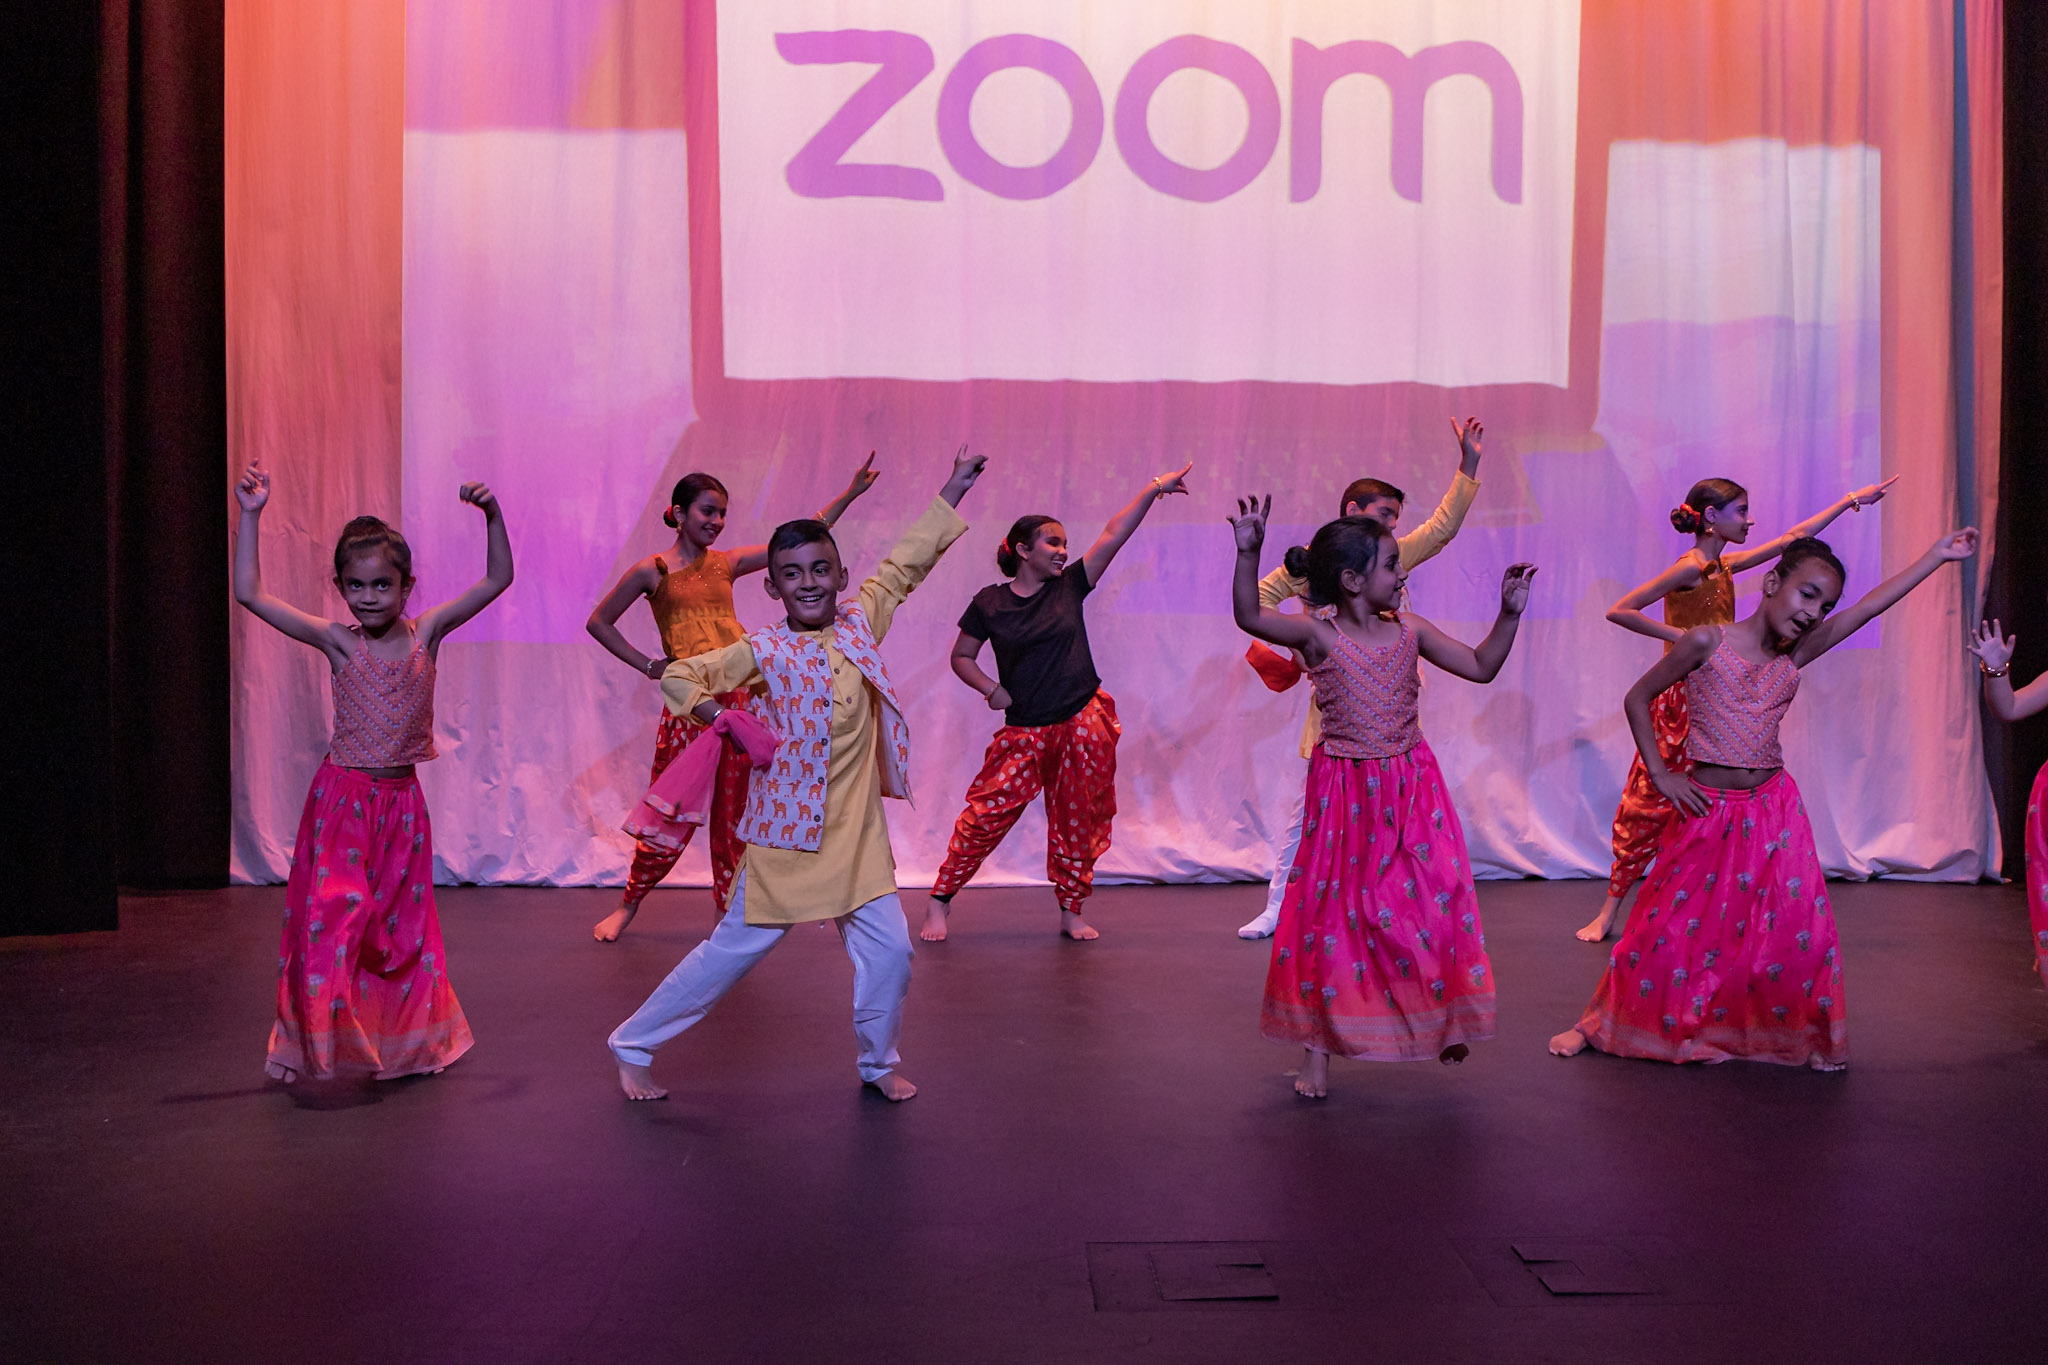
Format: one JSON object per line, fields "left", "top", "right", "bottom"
{"left": 1674, "top": 624, "right": 1722, "bottom": 661}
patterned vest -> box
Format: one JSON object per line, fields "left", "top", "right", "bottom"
{"left": 736, "top": 604, "right": 913, "bottom": 852}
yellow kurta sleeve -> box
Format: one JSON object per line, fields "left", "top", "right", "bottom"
{"left": 660, "top": 638, "right": 762, "bottom": 718}
{"left": 1258, "top": 563, "right": 1305, "bottom": 610}
{"left": 857, "top": 496, "right": 970, "bottom": 642}
{"left": 1396, "top": 470, "right": 1479, "bottom": 570}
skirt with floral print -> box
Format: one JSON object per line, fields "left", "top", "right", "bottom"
{"left": 1261, "top": 740, "right": 1496, "bottom": 1060}
{"left": 266, "top": 759, "right": 474, "bottom": 1081}
{"left": 1575, "top": 770, "right": 1846, "bottom": 1067}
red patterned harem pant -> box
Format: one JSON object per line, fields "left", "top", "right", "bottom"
{"left": 930, "top": 690, "right": 1120, "bottom": 912}
{"left": 1606, "top": 682, "right": 1692, "bottom": 897}
{"left": 623, "top": 690, "right": 753, "bottom": 910}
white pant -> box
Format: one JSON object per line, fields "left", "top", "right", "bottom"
{"left": 1262, "top": 769, "right": 1308, "bottom": 919}
{"left": 608, "top": 873, "right": 914, "bottom": 1083}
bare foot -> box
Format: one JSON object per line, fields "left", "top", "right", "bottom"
{"left": 1575, "top": 894, "right": 1622, "bottom": 943}
{"left": 866, "top": 1073, "right": 918, "bottom": 1101}
{"left": 1061, "top": 910, "right": 1099, "bottom": 941}
{"left": 1548, "top": 1028, "right": 1590, "bottom": 1057}
{"left": 594, "top": 903, "right": 638, "bottom": 943}
{"left": 920, "top": 898, "right": 950, "bottom": 942}
{"left": 1439, "top": 1043, "right": 1470, "bottom": 1065}
{"left": 1807, "top": 1055, "right": 1847, "bottom": 1073}
{"left": 1294, "top": 1049, "right": 1330, "bottom": 1099}
{"left": 616, "top": 1058, "right": 668, "bottom": 1100}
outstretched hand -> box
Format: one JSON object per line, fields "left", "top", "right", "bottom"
{"left": 1499, "top": 563, "right": 1537, "bottom": 617}
{"left": 459, "top": 481, "right": 501, "bottom": 516}
{"left": 1933, "top": 527, "right": 1980, "bottom": 561}
{"left": 1153, "top": 461, "right": 1194, "bottom": 498}
{"left": 1228, "top": 495, "right": 1270, "bottom": 552}
{"left": 235, "top": 459, "right": 271, "bottom": 514}
{"left": 940, "top": 444, "right": 987, "bottom": 506}
{"left": 844, "top": 450, "right": 880, "bottom": 498}
{"left": 1849, "top": 474, "right": 1899, "bottom": 510}
{"left": 1970, "top": 620, "right": 2016, "bottom": 671}
{"left": 1451, "top": 416, "right": 1484, "bottom": 473}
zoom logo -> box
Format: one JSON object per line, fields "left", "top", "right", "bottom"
{"left": 715, "top": 2, "right": 1580, "bottom": 387}
{"left": 779, "top": 31, "right": 1525, "bottom": 206}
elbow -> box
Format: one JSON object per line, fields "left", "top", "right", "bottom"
{"left": 1603, "top": 608, "right": 1630, "bottom": 629}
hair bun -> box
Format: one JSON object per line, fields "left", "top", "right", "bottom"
{"left": 1283, "top": 545, "right": 1310, "bottom": 580}
{"left": 662, "top": 507, "right": 678, "bottom": 528}
{"left": 1669, "top": 503, "right": 1702, "bottom": 534}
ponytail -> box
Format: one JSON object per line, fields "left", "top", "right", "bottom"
{"left": 1670, "top": 477, "right": 1745, "bottom": 535}
{"left": 996, "top": 515, "right": 1060, "bottom": 577}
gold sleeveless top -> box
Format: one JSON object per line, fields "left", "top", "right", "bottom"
{"left": 647, "top": 549, "right": 745, "bottom": 660}
{"left": 1662, "top": 553, "right": 1737, "bottom": 641}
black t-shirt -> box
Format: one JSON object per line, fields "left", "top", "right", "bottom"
{"left": 958, "top": 563, "right": 1101, "bottom": 727}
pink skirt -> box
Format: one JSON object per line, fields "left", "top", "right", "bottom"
{"left": 266, "top": 759, "right": 474, "bottom": 1081}
{"left": 2027, "top": 764, "right": 2048, "bottom": 980}
{"left": 1261, "top": 740, "right": 1496, "bottom": 1060}
{"left": 1575, "top": 770, "right": 1846, "bottom": 1067}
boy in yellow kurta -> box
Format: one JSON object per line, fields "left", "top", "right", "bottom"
{"left": 610, "top": 449, "right": 986, "bottom": 1102}
{"left": 1238, "top": 418, "right": 1485, "bottom": 940}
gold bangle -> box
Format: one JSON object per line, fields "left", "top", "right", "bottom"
{"left": 1980, "top": 661, "right": 2012, "bottom": 678}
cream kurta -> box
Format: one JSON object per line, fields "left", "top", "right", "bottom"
{"left": 1258, "top": 470, "right": 1479, "bottom": 758}
{"left": 663, "top": 497, "right": 967, "bottom": 925}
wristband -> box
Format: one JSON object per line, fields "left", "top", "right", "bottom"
{"left": 1980, "top": 661, "right": 2012, "bottom": 678}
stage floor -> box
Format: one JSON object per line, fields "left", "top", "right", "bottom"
{"left": 4, "top": 879, "right": 2043, "bottom": 1363}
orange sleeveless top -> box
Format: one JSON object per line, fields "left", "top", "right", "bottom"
{"left": 648, "top": 549, "right": 744, "bottom": 660}
{"left": 329, "top": 625, "right": 436, "bottom": 767}
{"left": 1306, "top": 618, "right": 1422, "bottom": 760}
{"left": 1685, "top": 633, "right": 1799, "bottom": 768}
{"left": 1663, "top": 553, "right": 1737, "bottom": 638}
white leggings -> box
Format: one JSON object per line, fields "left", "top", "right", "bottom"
{"left": 1262, "top": 770, "right": 1308, "bottom": 919}
{"left": 608, "top": 873, "right": 913, "bottom": 1083}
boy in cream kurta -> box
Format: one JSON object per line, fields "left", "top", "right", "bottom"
{"left": 1239, "top": 421, "right": 1484, "bottom": 939}
{"left": 609, "top": 450, "right": 986, "bottom": 1102}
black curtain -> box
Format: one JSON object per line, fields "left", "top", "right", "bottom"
{"left": 2, "top": 9, "right": 117, "bottom": 933}
{"left": 0, "top": 0, "right": 225, "bottom": 935}
{"left": 103, "top": 0, "right": 229, "bottom": 891}
{"left": 1989, "top": 4, "right": 2048, "bottom": 878}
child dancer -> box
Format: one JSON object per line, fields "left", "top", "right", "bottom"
{"left": 609, "top": 448, "right": 988, "bottom": 1102}
{"left": 232, "top": 458, "right": 513, "bottom": 1083}
{"left": 1576, "top": 475, "right": 1899, "bottom": 942}
{"left": 1230, "top": 495, "right": 1535, "bottom": 1098}
{"left": 1551, "top": 528, "right": 1977, "bottom": 1068}
{"left": 920, "top": 463, "right": 1193, "bottom": 944}
{"left": 1237, "top": 418, "right": 1485, "bottom": 940}
{"left": 586, "top": 456, "right": 880, "bottom": 941}
{"left": 1966, "top": 620, "right": 2048, "bottom": 981}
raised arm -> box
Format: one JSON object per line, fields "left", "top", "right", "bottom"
{"left": 1791, "top": 528, "right": 1976, "bottom": 666}
{"left": 231, "top": 460, "right": 350, "bottom": 666}
{"left": 1724, "top": 476, "right": 1899, "bottom": 573}
{"left": 1606, "top": 556, "right": 1707, "bottom": 643}
{"left": 1410, "top": 565, "right": 1535, "bottom": 682}
{"left": 856, "top": 447, "right": 985, "bottom": 644}
{"left": 1624, "top": 627, "right": 1720, "bottom": 817}
{"left": 950, "top": 631, "right": 1010, "bottom": 712}
{"left": 727, "top": 451, "right": 882, "bottom": 578}
{"left": 586, "top": 558, "right": 667, "bottom": 679}
{"left": 1395, "top": 418, "right": 1484, "bottom": 570}
{"left": 1968, "top": 621, "right": 2048, "bottom": 722}
{"left": 1080, "top": 462, "right": 1192, "bottom": 586}
{"left": 1230, "top": 495, "right": 1330, "bottom": 663}
{"left": 418, "top": 482, "right": 515, "bottom": 649}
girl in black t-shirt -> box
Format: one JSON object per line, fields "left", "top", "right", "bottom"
{"left": 922, "top": 464, "right": 1192, "bottom": 942}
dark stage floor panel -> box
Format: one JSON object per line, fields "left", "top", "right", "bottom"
{"left": 3, "top": 879, "right": 2043, "bottom": 1363}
